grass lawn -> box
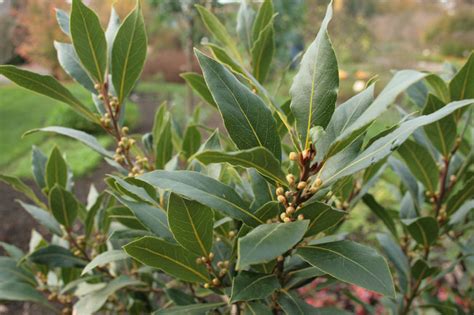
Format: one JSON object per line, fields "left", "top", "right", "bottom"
{"left": 0, "top": 83, "right": 137, "bottom": 179}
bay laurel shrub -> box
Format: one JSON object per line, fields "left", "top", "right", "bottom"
{"left": 0, "top": 0, "right": 472, "bottom": 314}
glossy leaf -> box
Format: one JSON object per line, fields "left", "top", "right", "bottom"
{"left": 278, "top": 291, "right": 348, "bottom": 315}
{"left": 139, "top": 170, "right": 263, "bottom": 227}
{"left": 54, "top": 41, "right": 96, "bottom": 93}
{"left": 82, "top": 250, "right": 128, "bottom": 275}
{"left": 56, "top": 8, "right": 70, "bottom": 36}
{"left": 45, "top": 147, "right": 68, "bottom": 189}
{"left": 31, "top": 146, "right": 47, "bottom": 190}
{"left": 0, "top": 175, "right": 46, "bottom": 208}
{"left": 181, "top": 72, "right": 217, "bottom": 107}
{"left": 296, "top": 240, "right": 395, "bottom": 296}
{"left": 70, "top": 0, "right": 107, "bottom": 83}
{"left": 446, "top": 177, "right": 474, "bottom": 215}
{"left": 411, "top": 259, "right": 438, "bottom": 280}
{"left": 49, "top": 184, "right": 78, "bottom": 228}
{"left": 402, "top": 217, "right": 439, "bottom": 247}
{"left": 123, "top": 236, "right": 210, "bottom": 283}
{"left": 290, "top": 1, "right": 338, "bottom": 146}
{"left": 112, "top": 2, "right": 147, "bottom": 103}
{"left": 0, "top": 65, "right": 98, "bottom": 123}
{"left": 320, "top": 99, "right": 474, "bottom": 185}
{"left": 194, "top": 147, "right": 286, "bottom": 186}
{"left": 363, "top": 194, "right": 398, "bottom": 237}
{"left": 182, "top": 125, "right": 201, "bottom": 159}
{"left": 296, "top": 201, "right": 345, "bottom": 237}
{"left": 0, "top": 281, "right": 51, "bottom": 308}
{"left": 237, "top": 220, "right": 309, "bottom": 270}
{"left": 155, "top": 118, "right": 173, "bottom": 169}
{"left": 398, "top": 139, "right": 439, "bottom": 193}
{"left": 422, "top": 94, "right": 456, "bottom": 156}
{"left": 105, "top": 7, "right": 121, "bottom": 59}
{"left": 449, "top": 52, "right": 473, "bottom": 102}
{"left": 30, "top": 245, "right": 87, "bottom": 268}
{"left": 26, "top": 126, "right": 113, "bottom": 158}
{"left": 376, "top": 233, "right": 409, "bottom": 293}
{"left": 230, "top": 271, "right": 280, "bottom": 302}
{"left": 252, "top": 0, "right": 273, "bottom": 42}
{"left": 168, "top": 194, "right": 214, "bottom": 257}
{"left": 196, "top": 50, "right": 281, "bottom": 160}
{"left": 154, "top": 302, "right": 225, "bottom": 315}
{"left": 17, "top": 200, "right": 62, "bottom": 236}
{"left": 251, "top": 14, "right": 274, "bottom": 83}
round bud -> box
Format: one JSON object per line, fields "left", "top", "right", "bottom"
{"left": 302, "top": 149, "right": 311, "bottom": 160}
{"left": 297, "top": 214, "right": 305, "bottom": 221}
{"left": 342, "top": 201, "right": 349, "bottom": 209}
{"left": 297, "top": 181, "right": 307, "bottom": 190}
{"left": 289, "top": 152, "right": 298, "bottom": 161}
{"left": 285, "top": 191, "right": 292, "bottom": 198}
{"left": 217, "top": 261, "right": 224, "bottom": 269}
{"left": 277, "top": 195, "right": 286, "bottom": 204}
{"left": 208, "top": 252, "right": 215, "bottom": 261}
{"left": 212, "top": 278, "right": 221, "bottom": 286}
{"left": 204, "top": 283, "right": 210, "bottom": 289}
{"left": 286, "top": 206, "right": 295, "bottom": 215}
{"left": 283, "top": 217, "right": 291, "bottom": 223}
{"left": 286, "top": 174, "right": 295, "bottom": 185}
{"left": 266, "top": 219, "right": 273, "bottom": 224}
{"left": 94, "top": 83, "right": 101, "bottom": 90}
{"left": 201, "top": 256, "right": 208, "bottom": 263}
{"left": 98, "top": 94, "right": 104, "bottom": 100}
{"left": 228, "top": 230, "right": 236, "bottom": 238}
{"left": 276, "top": 187, "right": 285, "bottom": 196}
{"left": 129, "top": 139, "right": 136, "bottom": 145}
{"left": 223, "top": 260, "right": 230, "bottom": 268}
{"left": 196, "top": 257, "right": 203, "bottom": 264}
{"left": 277, "top": 255, "right": 284, "bottom": 262}
{"left": 280, "top": 212, "right": 288, "bottom": 221}
{"left": 314, "top": 177, "right": 322, "bottom": 187}
{"left": 449, "top": 175, "right": 457, "bottom": 183}
{"left": 122, "top": 126, "right": 129, "bottom": 134}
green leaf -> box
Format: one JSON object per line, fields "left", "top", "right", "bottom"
{"left": 168, "top": 193, "right": 214, "bottom": 257}
{"left": 26, "top": 126, "right": 113, "bottom": 158}
{"left": 237, "top": 220, "right": 309, "bottom": 270}
{"left": 30, "top": 245, "right": 87, "bottom": 268}
{"left": 108, "top": 205, "right": 146, "bottom": 230}
{"left": 402, "top": 217, "right": 438, "bottom": 247}
{"left": 56, "top": 8, "right": 70, "bottom": 36}
{"left": 49, "top": 184, "right": 78, "bottom": 228}
{"left": 195, "top": 5, "right": 240, "bottom": 59}
{"left": 112, "top": 193, "right": 172, "bottom": 239}
{"left": 0, "top": 242, "right": 24, "bottom": 260}
{"left": 206, "top": 43, "right": 247, "bottom": 77}
{"left": 285, "top": 266, "right": 325, "bottom": 290}
{"left": 363, "top": 194, "right": 398, "bottom": 237}
{"left": 425, "top": 74, "right": 450, "bottom": 103}
{"left": 109, "top": 175, "right": 157, "bottom": 205}
{"left": 320, "top": 99, "right": 474, "bottom": 185}
{"left": 290, "top": 1, "right": 338, "bottom": 146}
{"left": 153, "top": 302, "right": 225, "bottom": 315}
{"left": 194, "top": 147, "right": 286, "bottom": 186}
{"left": 155, "top": 118, "right": 173, "bottom": 169}
{"left": 139, "top": 170, "right": 263, "bottom": 227}
{"left": 82, "top": 250, "right": 128, "bottom": 275}
{"left": 376, "top": 233, "right": 409, "bottom": 293}
{"left": 105, "top": 7, "right": 121, "bottom": 59}
{"left": 411, "top": 259, "right": 438, "bottom": 280}
{"left": 296, "top": 201, "right": 345, "bottom": 237}
{"left": 244, "top": 301, "right": 272, "bottom": 315}
{"left": 0, "top": 175, "right": 45, "bottom": 208}
{"left": 123, "top": 236, "right": 210, "bottom": 283}
{"left": 449, "top": 52, "right": 474, "bottom": 102}
{"left": 236, "top": 0, "right": 255, "bottom": 51}
{"left": 182, "top": 125, "right": 201, "bottom": 159}
{"left": 54, "top": 41, "right": 96, "bottom": 93}
{"left": 278, "top": 291, "right": 348, "bottom": 315}
{"left": 296, "top": 240, "right": 395, "bottom": 296}
{"left": 398, "top": 139, "right": 439, "bottom": 193}
{"left": 45, "top": 146, "right": 68, "bottom": 190}
{"left": 0, "top": 257, "right": 36, "bottom": 285}
{"left": 17, "top": 200, "right": 62, "bottom": 236}
{"left": 422, "top": 94, "right": 457, "bottom": 156}
{"left": 252, "top": 0, "right": 273, "bottom": 42}
{"left": 74, "top": 276, "right": 143, "bottom": 315}
{"left": 0, "top": 281, "right": 51, "bottom": 307}
{"left": 181, "top": 72, "right": 217, "bottom": 107}
{"left": 112, "top": 2, "right": 147, "bottom": 103}
{"left": 70, "top": 0, "right": 107, "bottom": 83}
{"left": 251, "top": 12, "right": 275, "bottom": 83}
{"left": 230, "top": 271, "right": 280, "bottom": 302}
{"left": 31, "top": 146, "right": 47, "bottom": 190}
{"left": 196, "top": 50, "right": 281, "bottom": 159}
{"left": 446, "top": 177, "right": 474, "bottom": 215}
{"left": 0, "top": 65, "right": 98, "bottom": 123}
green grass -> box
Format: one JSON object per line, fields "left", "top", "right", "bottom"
{"left": 0, "top": 82, "right": 138, "bottom": 179}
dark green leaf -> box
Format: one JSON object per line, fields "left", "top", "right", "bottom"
{"left": 45, "top": 146, "right": 68, "bottom": 189}
{"left": 139, "top": 170, "right": 263, "bottom": 227}
{"left": 251, "top": 14, "right": 274, "bottom": 83}
{"left": 0, "top": 281, "right": 51, "bottom": 307}
{"left": 196, "top": 50, "right": 281, "bottom": 160}
{"left": 446, "top": 177, "right": 474, "bottom": 215}
{"left": 82, "top": 250, "right": 128, "bottom": 275}
{"left": 54, "top": 41, "right": 95, "bottom": 93}
{"left": 411, "top": 259, "right": 438, "bottom": 280}
{"left": 107, "top": 206, "right": 147, "bottom": 230}
{"left": 249, "top": 169, "right": 274, "bottom": 210}
{"left": 165, "top": 288, "right": 195, "bottom": 306}
{"left": 70, "top": 0, "right": 107, "bottom": 83}
{"left": 194, "top": 147, "right": 286, "bottom": 186}
{"left": 230, "top": 271, "right": 280, "bottom": 302}
{"left": 296, "top": 201, "right": 345, "bottom": 237}
{"left": 30, "top": 245, "right": 87, "bottom": 268}
{"left": 155, "top": 118, "right": 173, "bottom": 169}
{"left": 278, "top": 291, "right": 348, "bottom": 315}
{"left": 425, "top": 74, "right": 450, "bottom": 103}
{"left": 0, "top": 65, "right": 98, "bottom": 122}
{"left": 296, "top": 240, "right": 395, "bottom": 296}
{"left": 153, "top": 302, "right": 225, "bottom": 315}
{"left": 112, "top": 2, "right": 147, "bottom": 103}
{"left": 449, "top": 52, "right": 473, "bottom": 102}
{"left": 26, "top": 126, "right": 113, "bottom": 158}
{"left": 206, "top": 43, "right": 247, "bottom": 76}
{"left": 402, "top": 217, "right": 438, "bottom": 247}
{"left": 363, "top": 195, "right": 398, "bottom": 237}
{"left": 0, "top": 257, "right": 36, "bottom": 285}
{"left": 49, "top": 184, "right": 78, "bottom": 228}
{"left": 244, "top": 301, "right": 272, "bottom": 315}
{"left": 182, "top": 125, "right": 201, "bottom": 159}
{"left": 181, "top": 72, "right": 217, "bottom": 107}
{"left": 17, "top": 200, "right": 62, "bottom": 236}
{"left": 168, "top": 194, "right": 214, "bottom": 257}
{"left": 290, "top": 1, "right": 338, "bottom": 145}
{"left": 398, "top": 139, "right": 439, "bottom": 193}
{"left": 252, "top": 0, "right": 273, "bottom": 43}
{"left": 376, "top": 233, "right": 409, "bottom": 293}
{"left": 123, "top": 236, "right": 210, "bottom": 283}
{"left": 237, "top": 220, "right": 309, "bottom": 270}
{"left": 31, "top": 146, "right": 47, "bottom": 190}
{"left": 0, "top": 175, "right": 45, "bottom": 208}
